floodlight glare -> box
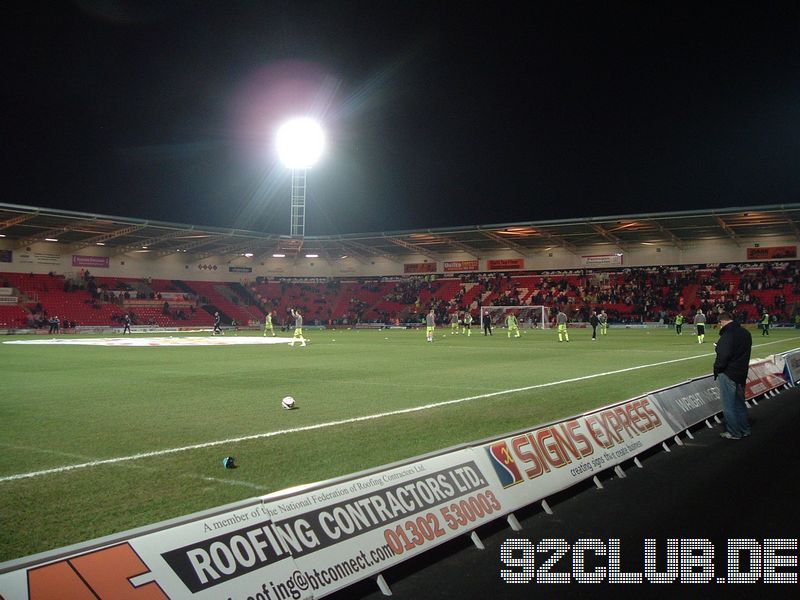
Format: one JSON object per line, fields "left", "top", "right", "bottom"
{"left": 276, "top": 117, "right": 325, "bottom": 169}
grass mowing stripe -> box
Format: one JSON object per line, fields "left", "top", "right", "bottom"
{"left": 3, "top": 335, "right": 795, "bottom": 484}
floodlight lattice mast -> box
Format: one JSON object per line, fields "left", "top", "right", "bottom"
{"left": 276, "top": 117, "right": 324, "bottom": 239}
{"left": 290, "top": 169, "right": 307, "bottom": 237}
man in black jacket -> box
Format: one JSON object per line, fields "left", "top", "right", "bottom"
{"left": 713, "top": 312, "right": 752, "bottom": 439}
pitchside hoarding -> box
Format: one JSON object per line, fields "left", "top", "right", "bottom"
{"left": 745, "top": 359, "right": 789, "bottom": 399}
{"left": 0, "top": 354, "right": 793, "bottom": 599}
{"left": 476, "top": 396, "right": 673, "bottom": 512}
{"left": 646, "top": 376, "right": 721, "bottom": 432}
{"left": 782, "top": 349, "right": 800, "bottom": 384}
{"left": 0, "top": 452, "right": 500, "bottom": 599}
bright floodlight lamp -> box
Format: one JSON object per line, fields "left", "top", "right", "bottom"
{"left": 276, "top": 117, "right": 325, "bottom": 237}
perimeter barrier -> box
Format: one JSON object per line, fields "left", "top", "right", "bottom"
{"left": 0, "top": 349, "right": 796, "bottom": 599}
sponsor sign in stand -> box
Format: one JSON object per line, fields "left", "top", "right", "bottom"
{"left": 0, "top": 352, "right": 796, "bottom": 599}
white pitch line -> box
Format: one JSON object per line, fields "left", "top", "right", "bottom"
{"left": 2, "top": 336, "right": 797, "bottom": 484}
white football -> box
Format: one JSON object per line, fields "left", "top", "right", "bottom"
{"left": 281, "top": 396, "right": 296, "bottom": 410}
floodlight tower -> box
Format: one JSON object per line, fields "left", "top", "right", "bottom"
{"left": 276, "top": 117, "right": 325, "bottom": 237}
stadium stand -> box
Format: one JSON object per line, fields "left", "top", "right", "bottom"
{"left": 2, "top": 262, "right": 798, "bottom": 330}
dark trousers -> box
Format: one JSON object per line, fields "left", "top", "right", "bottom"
{"left": 591, "top": 325, "right": 597, "bottom": 339}
{"left": 484, "top": 324, "right": 492, "bottom": 335}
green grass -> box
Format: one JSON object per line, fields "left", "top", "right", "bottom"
{"left": 1, "top": 326, "right": 797, "bottom": 562}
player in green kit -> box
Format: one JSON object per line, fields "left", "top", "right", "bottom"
{"left": 462, "top": 311, "right": 473, "bottom": 336}
{"left": 450, "top": 311, "right": 460, "bottom": 334}
{"left": 289, "top": 308, "right": 306, "bottom": 347}
{"left": 263, "top": 310, "right": 275, "bottom": 337}
{"left": 599, "top": 310, "right": 608, "bottom": 335}
{"left": 675, "top": 313, "right": 684, "bottom": 335}
{"left": 426, "top": 309, "right": 435, "bottom": 342}
{"left": 760, "top": 310, "right": 770, "bottom": 336}
{"left": 506, "top": 312, "right": 520, "bottom": 338}
{"left": 557, "top": 309, "right": 569, "bottom": 342}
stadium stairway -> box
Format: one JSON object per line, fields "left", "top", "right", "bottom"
{"left": 333, "top": 386, "right": 800, "bottom": 600}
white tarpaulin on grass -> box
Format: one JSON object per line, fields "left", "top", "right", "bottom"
{"left": 3, "top": 336, "right": 295, "bottom": 347}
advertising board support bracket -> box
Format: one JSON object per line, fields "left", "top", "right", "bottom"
{"left": 751, "top": 397, "right": 759, "bottom": 405}
{"left": 633, "top": 457, "right": 643, "bottom": 469}
{"left": 470, "top": 531, "right": 485, "bottom": 550}
{"left": 376, "top": 573, "right": 392, "bottom": 596}
{"left": 714, "top": 415, "right": 722, "bottom": 424}
{"left": 593, "top": 475, "right": 604, "bottom": 489}
{"left": 673, "top": 435, "right": 684, "bottom": 446}
{"left": 541, "top": 499, "right": 554, "bottom": 515}
{"left": 684, "top": 429, "right": 695, "bottom": 439}
{"left": 661, "top": 442, "right": 671, "bottom": 452}
{"left": 507, "top": 513, "right": 522, "bottom": 531}
{"left": 745, "top": 400, "right": 752, "bottom": 409}
{"left": 614, "top": 465, "right": 626, "bottom": 479}
{"left": 704, "top": 419, "right": 713, "bottom": 429}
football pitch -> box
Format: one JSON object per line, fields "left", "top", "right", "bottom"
{"left": 1, "top": 326, "right": 797, "bottom": 562}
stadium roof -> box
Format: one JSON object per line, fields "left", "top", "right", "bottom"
{"left": 1, "top": 202, "right": 799, "bottom": 262}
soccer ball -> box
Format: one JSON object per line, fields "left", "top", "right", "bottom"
{"left": 281, "top": 396, "right": 296, "bottom": 410}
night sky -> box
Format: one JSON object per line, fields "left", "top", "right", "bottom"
{"left": 4, "top": 1, "right": 799, "bottom": 235}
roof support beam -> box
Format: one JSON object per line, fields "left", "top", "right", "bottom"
{"left": 480, "top": 231, "right": 529, "bottom": 257}
{"left": 15, "top": 219, "right": 96, "bottom": 248}
{"left": 530, "top": 228, "right": 579, "bottom": 255}
{"left": 0, "top": 212, "right": 38, "bottom": 231}
{"left": 70, "top": 224, "right": 147, "bottom": 251}
{"left": 588, "top": 223, "right": 629, "bottom": 252}
{"left": 429, "top": 234, "right": 482, "bottom": 258}
{"left": 160, "top": 235, "right": 232, "bottom": 257}
{"left": 339, "top": 238, "right": 394, "bottom": 260}
{"left": 196, "top": 242, "right": 257, "bottom": 261}
{"left": 255, "top": 238, "right": 305, "bottom": 261}
{"left": 385, "top": 236, "right": 440, "bottom": 260}
{"left": 714, "top": 215, "right": 741, "bottom": 246}
{"left": 782, "top": 212, "right": 800, "bottom": 241}
{"left": 651, "top": 221, "right": 685, "bottom": 250}
{"left": 112, "top": 229, "right": 190, "bottom": 256}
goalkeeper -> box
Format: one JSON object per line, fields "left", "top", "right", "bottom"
{"left": 263, "top": 310, "right": 276, "bottom": 337}
{"left": 462, "top": 311, "right": 473, "bottom": 336}
{"left": 289, "top": 308, "right": 306, "bottom": 347}
{"left": 599, "top": 310, "right": 608, "bottom": 335}
{"left": 506, "top": 312, "right": 521, "bottom": 338}
{"left": 556, "top": 308, "right": 570, "bottom": 342}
